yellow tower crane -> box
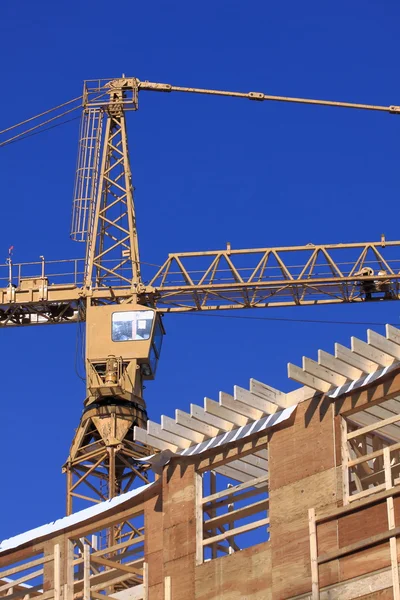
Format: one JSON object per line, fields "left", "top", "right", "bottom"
{"left": 1, "top": 77, "right": 400, "bottom": 514}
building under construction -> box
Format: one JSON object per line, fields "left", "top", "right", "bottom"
{"left": 2, "top": 324, "right": 400, "bottom": 598}
{"left": 1, "top": 77, "right": 400, "bottom": 599}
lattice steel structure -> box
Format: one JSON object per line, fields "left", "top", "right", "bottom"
{"left": 1, "top": 76, "right": 400, "bottom": 514}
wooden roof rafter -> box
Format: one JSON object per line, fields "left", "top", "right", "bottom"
{"left": 133, "top": 378, "right": 294, "bottom": 483}
{"left": 288, "top": 324, "right": 400, "bottom": 397}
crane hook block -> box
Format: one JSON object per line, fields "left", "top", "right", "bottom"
{"left": 249, "top": 92, "right": 265, "bottom": 101}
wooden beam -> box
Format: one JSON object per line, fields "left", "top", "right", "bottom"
{"left": 143, "top": 563, "right": 148, "bottom": 600}
{"left": 191, "top": 404, "right": 234, "bottom": 432}
{"left": 351, "top": 336, "right": 394, "bottom": 368}
{"left": 175, "top": 409, "right": 219, "bottom": 437}
{"left": 318, "top": 349, "right": 362, "bottom": 380}
{"left": 0, "top": 569, "right": 44, "bottom": 593}
{"left": 366, "top": 403, "right": 400, "bottom": 424}
{"left": 92, "top": 536, "right": 145, "bottom": 557}
{"left": 234, "top": 385, "right": 277, "bottom": 414}
{"left": 195, "top": 472, "right": 203, "bottom": 566}
{"left": 134, "top": 426, "right": 178, "bottom": 452}
{"left": 53, "top": 543, "right": 60, "bottom": 600}
{"left": 204, "top": 498, "right": 268, "bottom": 531}
{"left": 228, "top": 459, "right": 265, "bottom": 479}
{"left": 303, "top": 357, "right": 347, "bottom": 387}
{"left": 240, "top": 453, "right": 268, "bottom": 471}
{"left": 147, "top": 421, "right": 189, "bottom": 449}
{"left": 91, "top": 556, "right": 143, "bottom": 576}
{"left": 83, "top": 544, "right": 90, "bottom": 600}
{"left": 219, "top": 391, "right": 263, "bottom": 421}
{"left": 213, "top": 465, "right": 254, "bottom": 483}
{"left": 195, "top": 432, "right": 269, "bottom": 473}
{"left": 204, "top": 517, "right": 269, "bottom": 546}
{"left": 288, "top": 363, "right": 331, "bottom": 393}
{"left": 204, "top": 397, "right": 248, "bottom": 427}
{"left": 161, "top": 415, "right": 204, "bottom": 444}
{"left": 90, "top": 573, "right": 142, "bottom": 592}
{"left": 335, "top": 343, "right": 377, "bottom": 373}
{"left": 368, "top": 329, "right": 400, "bottom": 360}
{"left": 92, "top": 592, "right": 117, "bottom": 600}
{"left": 249, "top": 379, "right": 287, "bottom": 407}
{"left": 387, "top": 324, "right": 400, "bottom": 345}
{"left": 164, "top": 576, "right": 171, "bottom": 600}
{"left": 347, "top": 411, "right": 400, "bottom": 442}
{"left": 348, "top": 440, "right": 400, "bottom": 468}
{"left": 65, "top": 540, "right": 74, "bottom": 600}
{"left": 308, "top": 508, "right": 319, "bottom": 600}
{"left": 341, "top": 418, "right": 350, "bottom": 505}
{"left": 348, "top": 483, "right": 386, "bottom": 502}
{"left": 0, "top": 555, "right": 53, "bottom": 579}
{"left": 203, "top": 474, "right": 268, "bottom": 504}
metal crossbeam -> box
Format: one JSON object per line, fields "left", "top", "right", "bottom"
{"left": 1, "top": 239, "right": 400, "bottom": 325}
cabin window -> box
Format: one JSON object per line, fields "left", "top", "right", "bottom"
{"left": 112, "top": 310, "right": 154, "bottom": 342}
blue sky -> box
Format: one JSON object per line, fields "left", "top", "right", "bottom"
{"left": 1, "top": 1, "right": 400, "bottom": 537}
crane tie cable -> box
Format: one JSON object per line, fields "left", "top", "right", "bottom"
{"left": 0, "top": 95, "right": 83, "bottom": 136}
{"left": 0, "top": 90, "right": 109, "bottom": 148}
{"left": 0, "top": 105, "right": 81, "bottom": 147}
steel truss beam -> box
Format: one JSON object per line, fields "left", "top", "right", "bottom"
{"left": 148, "top": 240, "right": 400, "bottom": 310}
{"left": 1, "top": 239, "right": 400, "bottom": 326}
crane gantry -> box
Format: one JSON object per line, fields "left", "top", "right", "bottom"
{"left": 1, "top": 76, "right": 400, "bottom": 514}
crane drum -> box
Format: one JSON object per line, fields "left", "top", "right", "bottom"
{"left": 71, "top": 107, "right": 104, "bottom": 242}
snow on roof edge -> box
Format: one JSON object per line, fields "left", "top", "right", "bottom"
{"left": 0, "top": 481, "right": 155, "bottom": 556}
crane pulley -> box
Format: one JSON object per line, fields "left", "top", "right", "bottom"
{"left": 1, "top": 75, "right": 399, "bottom": 514}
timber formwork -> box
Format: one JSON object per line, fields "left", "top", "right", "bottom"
{"left": 3, "top": 326, "right": 400, "bottom": 599}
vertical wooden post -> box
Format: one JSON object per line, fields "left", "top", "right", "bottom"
{"left": 164, "top": 575, "right": 171, "bottom": 600}
{"left": 227, "top": 483, "right": 234, "bottom": 555}
{"left": 53, "top": 543, "right": 61, "bottom": 600}
{"left": 83, "top": 543, "right": 90, "bottom": 600}
{"left": 66, "top": 466, "right": 73, "bottom": 516}
{"left": 384, "top": 447, "right": 400, "bottom": 600}
{"left": 195, "top": 472, "right": 203, "bottom": 566}
{"left": 341, "top": 418, "right": 350, "bottom": 505}
{"left": 308, "top": 508, "right": 319, "bottom": 600}
{"left": 143, "top": 561, "right": 148, "bottom": 600}
{"left": 64, "top": 539, "right": 74, "bottom": 600}
{"left": 210, "top": 471, "right": 217, "bottom": 559}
